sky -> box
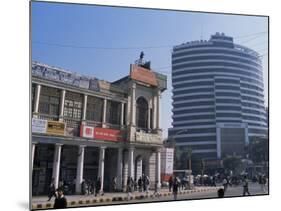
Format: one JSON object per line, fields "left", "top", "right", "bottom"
{"left": 31, "top": 1, "right": 268, "bottom": 138}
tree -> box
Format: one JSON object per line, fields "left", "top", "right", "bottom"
{"left": 247, "top": 137, "right": 268, "bottom": 164}
{"left": 223, "top": 156, "right": 242, "bottom": 175}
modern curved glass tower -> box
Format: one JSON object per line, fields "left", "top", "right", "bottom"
{"left": 169, "top": 32, "right": 267, "bottom": 160}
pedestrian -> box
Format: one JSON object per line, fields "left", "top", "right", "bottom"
{"left": 81, "top": 179, "right": 86, "bottom": 195}
{"left": 173, "top": 177, "right": 179, "bottom": 200}
{"left": 242, "top": 176, "right": 251, "bottom": 196}
{"left": 138, "top": 176, "right": 143, "bottom": 192}
{"left": 126, "top": 176, "right": 133, "bottom": 200}
{"left": 153, "top": 180, "right": 160, "bottom": 197}
{"left": 95, "top": 177, "right": 101, "bottom": 196}
{"left": 53, "top": 188, "right": 67, "bottom": 209}
{"left": 222, "top": 178, "right": 228, "bottom": 192}
{"left": 90, "top": 180, "right": 95, "bottom": 195}
{"left": 212, "top": 176, "right": 216, "bottom": 187}
{"left": 168, "top": 176, "right": 173, "bottom": 192}
{"left": 112, "top": 177, "right": 117, "bottom": 192}
{"left": 142, "top": 174, "right": 147, "bottom": 192}
{"left": 145, "top": 176, "right": 150, "bottom": 193}
{"left": 47, "top": 178, "right": 56, "bottom": 201}
{"left": 217, "top": 188, "right": 224, "bottom": 198}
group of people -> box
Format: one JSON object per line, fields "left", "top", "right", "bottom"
{"left": 168, "top": 176, "right": 181, "bottom": 200}
{"left": 81, "top": 177, "right": 103, "bottom": 196}
{"left": 126, "top": 174, "right": 151, "bottom": 198}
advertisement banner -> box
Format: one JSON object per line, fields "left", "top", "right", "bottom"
{"left": 130, "top": 64, "right": 158, "bottom": 86}
{"left": 80, "top": 125, "right": 95, "bottom": 138}
{"left": 32, "top": 118, "right": 47, "bottom": 133}
{"left": 94, "top": 127, "right": 124, "bottom": 142}
{"left": 161, "top": 148, "right": 174, "bottom": 174}
{"left": 46, "top": 121, "right": 65, "bottom": 136}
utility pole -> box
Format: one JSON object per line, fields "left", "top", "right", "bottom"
{"left": 187, "top": 147, "right": 192, "bottom": 189}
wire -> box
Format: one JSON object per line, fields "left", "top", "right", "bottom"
{"left": 234, "top": 31, "right": 267, "bottom": 40}
{"left": 32, "top": 31, "right": 268, "bottom": 51}
{"left": 32, "top": 41, "right": 172, "bottom": 50}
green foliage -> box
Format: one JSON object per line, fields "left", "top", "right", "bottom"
{"left": 247, "top": 137, "right": 268, "bottom": 164}
{"left": 223, "top": 156, "right": 242, "bottom": 173}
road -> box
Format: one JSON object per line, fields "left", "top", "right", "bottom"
{"left": 31, "top": 183, "right": 268, "bottom": 209}
{"left": 103, "top": 182, "right": 268, "bottom": 205}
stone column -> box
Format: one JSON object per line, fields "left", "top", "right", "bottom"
{"left": 59, "top": 90, "right": 66, "bottom": 122}
{"left": 52, "top": 144, "right": 63, "bottom": 189}
{"left": 75, "top": 145, "right": 86, "bottom": 194}
{"left": 136, "top": 158, "right": 143, "bottom": 180}
{"left": 156, "top": 89, "right": 161, "bottom": 129}
{"left": 130, "top": 83, "right": 136, "bottom": 126}
{"left": 128, "top": 147, "right": 135, "bottom": 178}
{"left": 152, "top": 91, "right": 157, "bottom": 129}
{"left": 120, "top": 102, "right": 124, "bottom": 127}
{"left": 147, "top": 105, "right": 151, "bottom": 130}
{"left": 98, "top": 146, "right": 106, "bottom": 193}
{"left": 126, "top": 96, "right": 131, "bottom": 126}
{"left": 156, "top": 148, "right": 161, "bottom": 188}
{"left": 102, "top": 99, "right": 107, "bottom": 128}
{"left": 82, "top": 94, "right": 88, "bottom": 121}
{"left": 34, "top": 84, "right": 41, "bottom": 115}
{"left": 122, "top": 151, "right": 128, "bottom": 191}
{"left": 31, "top": 143, "right": 36, "bottom": 170}
{"left": 116, "top": 148, "right": 123, "bottom": 190}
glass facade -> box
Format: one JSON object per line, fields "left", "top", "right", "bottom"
{"left": 169, "top": 33, "right": 267, "bottom": 160}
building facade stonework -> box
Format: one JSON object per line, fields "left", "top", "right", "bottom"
{"left": 31, "top": 60, "right": 167, "bottom": 195}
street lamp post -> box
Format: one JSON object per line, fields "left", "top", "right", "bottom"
{"left": 187, "top": 147, "right": 192, "bottom": 189}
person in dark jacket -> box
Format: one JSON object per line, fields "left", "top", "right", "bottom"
{"left": 168, "top": 176, "right": 173, "bottom": 192}
{"left": 95, "top": 177, "right": 101, "bottom": 196}
{"left": 47, "top": 178, "right": 56, "bottom": 201}
{"left": 53, "top": 189, "right": 67, "bottom": 209}
{"left": 138, "top": 176, "right": 143, "bottom": 192}
{"left": 173, "top": 177, "right": 179, "bottom": 200}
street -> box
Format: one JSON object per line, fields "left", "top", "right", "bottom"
{"left": 31, "top": 182, "right": 268, "bottom": 209}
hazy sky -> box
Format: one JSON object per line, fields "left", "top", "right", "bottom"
{"left": 31, "top": 2, "right": 268, "bottom": 138}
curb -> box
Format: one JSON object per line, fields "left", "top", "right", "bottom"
{"left": 32, "top": 187, "right": 221, "bottom": 209}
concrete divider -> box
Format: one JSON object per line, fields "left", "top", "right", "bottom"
{"left": 32, "top": 187, "right": 222, "bottom": 209}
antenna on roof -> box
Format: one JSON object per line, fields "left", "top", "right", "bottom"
{"left": 200, "top": 24, "right": 204, "bottom": 40}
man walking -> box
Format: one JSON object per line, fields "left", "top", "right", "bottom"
{"left": 173, "top": 177, "right": 179, "bottom": 200}
{"left": 47, "top": 178, "right": 56, "bottom": 201}
{"left": 242, "top": 176, "right": 251, "bottom": 196}
{"left": 53, "top": 189, "right": 67, "bottom": 209}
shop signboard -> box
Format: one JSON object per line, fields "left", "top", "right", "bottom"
{"left": 130, "top": 64, "right": 158, "bottom": 86}
{"left": 80, "top": 125, "right": 95, "bottom": 138}
{"left": 46, "top": 121, "right": 65, "bottom": 136}
{"left": 94, "top": 127, "right": 124, "bottom": 142}
{"left": 161, "top": 148, "right": 174, "bottom": 174}
{"left": 32, "top": 118, "right": 47, "bottom": 133}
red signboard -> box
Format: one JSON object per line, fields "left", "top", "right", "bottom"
{"left": 94, "top": 127, "right": 124, "bottom": 142}
{"left": 80, "top": 125, "right": 95, "bottom": 138}
{"left": 130, "top": 64, "right": 158, "bottom": 86}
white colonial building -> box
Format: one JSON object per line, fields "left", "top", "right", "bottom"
{"left": 31, "top": 58, "right": 167, "bottom": 195}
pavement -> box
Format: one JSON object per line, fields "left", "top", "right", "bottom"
{"left": 31, "top": 183, "right": 269, "bottom": 210}
{"left": 31, "top": 186, "right": 221, "bottom": 210}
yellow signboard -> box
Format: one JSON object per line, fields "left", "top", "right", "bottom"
{"left": 46, "top": 121, "right": 65, "bottom": 136}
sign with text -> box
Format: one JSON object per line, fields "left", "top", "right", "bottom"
{"left": 161, "top": 148, "right": 174, "bottom": 174}
{"left": 80, "top": 125, "right": 95, "bottom": 138}
{"left": 32, "top": 118, "right": 47, "bottom": 134}
{"left": 94, "top": 127, "right": 124, "bottom": 142}
{"left": 46, "top": 121, "right": 65, "bottom": 136}
{"left": 130, "top": 64, "right": 158, "bottom": 86}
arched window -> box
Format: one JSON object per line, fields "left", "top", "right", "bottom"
{"left": 136, "top": 97, "right": 148, "bottom": 129}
